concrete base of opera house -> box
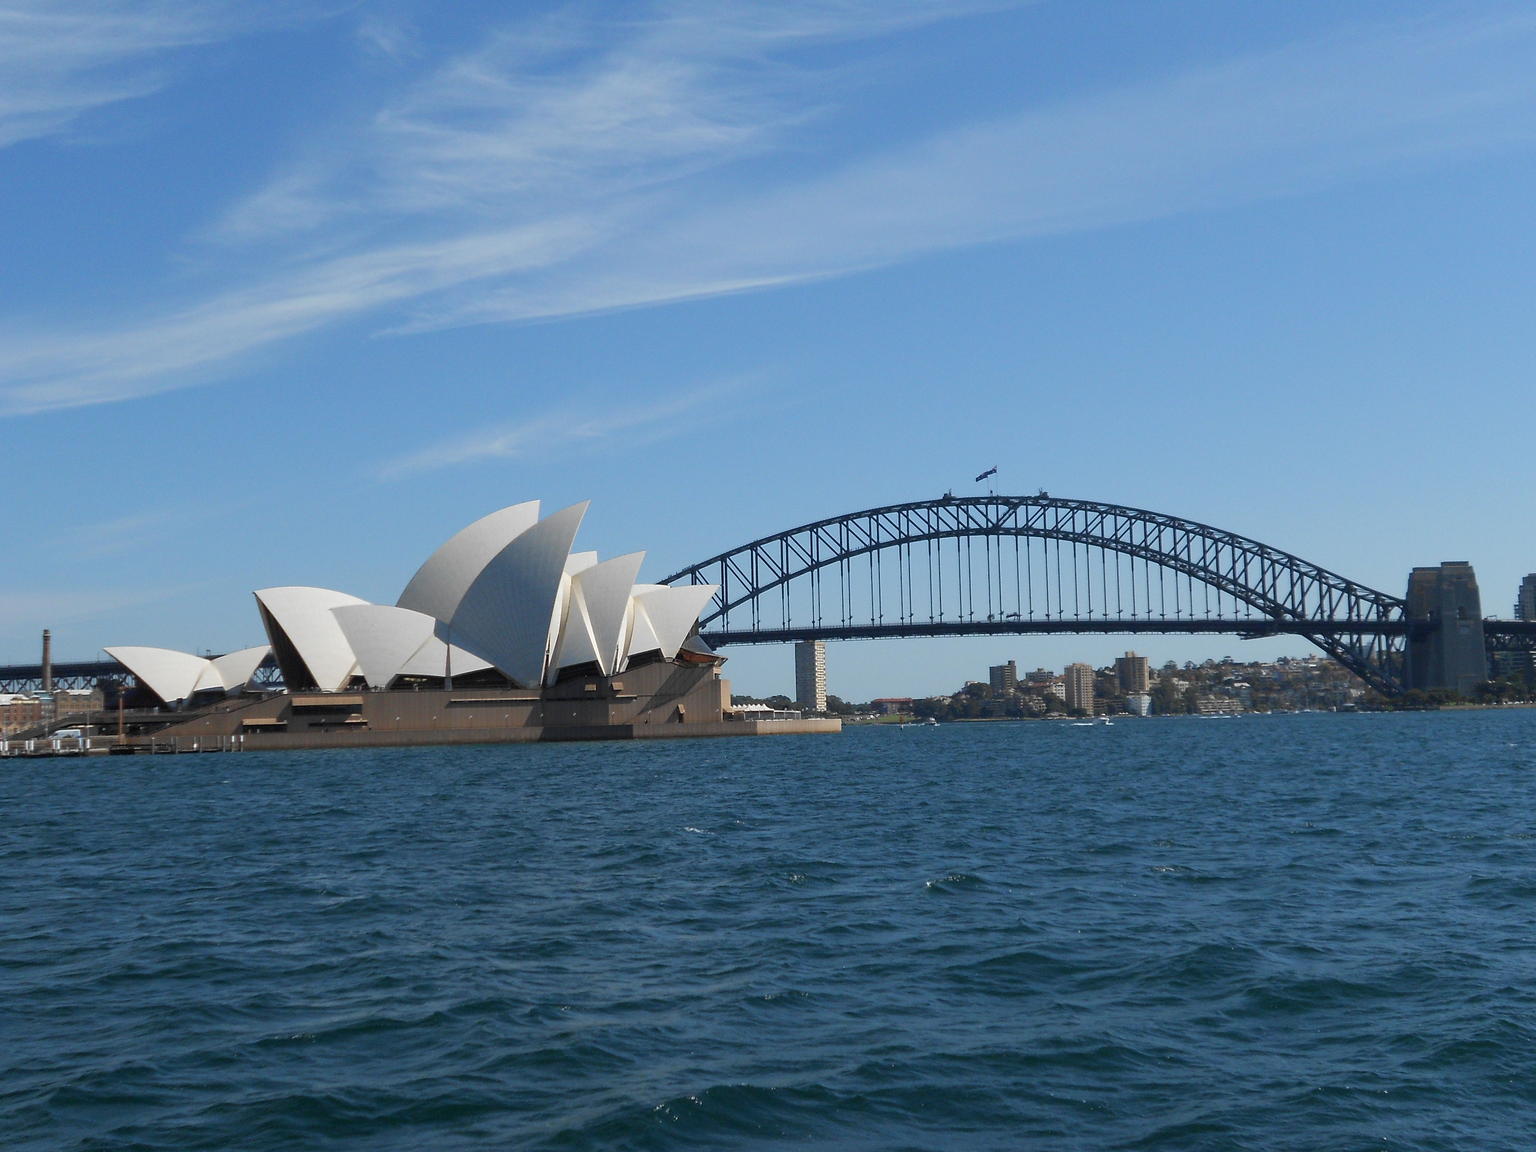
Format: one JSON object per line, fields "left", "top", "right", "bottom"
{"left": 130, "top": 660, "right": 841, "bottom": 751}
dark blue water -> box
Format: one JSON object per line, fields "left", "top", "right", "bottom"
{"left": 5, "top": 711, "right": 1536, "bottom": 1150}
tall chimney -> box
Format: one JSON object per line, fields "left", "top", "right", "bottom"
{"left": 42, "top": 629, "right": 53, "bottom": 694}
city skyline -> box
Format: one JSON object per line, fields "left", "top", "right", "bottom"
{"left": 4, "top": 1, "right": 1536, "bottom": 701}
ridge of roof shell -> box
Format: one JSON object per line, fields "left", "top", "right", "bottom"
{"left": 397, "top": 500, "right": 541, "bottom": 625}
{"left": 449, "top": 501, "right": 590, "bottom": 689}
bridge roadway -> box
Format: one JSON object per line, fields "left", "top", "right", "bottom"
{"left": 1485, "top": 621, "right": 1536, "bottom": 648}
{"left": 703, "top": 617, "right": 1426, "bottom": 646}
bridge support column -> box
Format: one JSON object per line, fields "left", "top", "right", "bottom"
{"left": 1405, "top": 562, "right": 1487, "bottom": 696}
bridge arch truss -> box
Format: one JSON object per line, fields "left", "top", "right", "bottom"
{"left": 663, "top": 496, "right": 1412, "bottom": 694}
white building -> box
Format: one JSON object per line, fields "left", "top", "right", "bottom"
{"left": 107, "top": 500, "right": 719, "bottom": 704}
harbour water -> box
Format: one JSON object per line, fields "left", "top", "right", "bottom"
{"left": 5, "top": 711, "right": 1536, "bottom": 1150}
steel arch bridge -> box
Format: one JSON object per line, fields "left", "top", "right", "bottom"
{"left": 662, "top": 495, "right": 1415, "bottom": 695}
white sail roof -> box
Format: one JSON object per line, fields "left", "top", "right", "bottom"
{"left": 553, "top": 590, "right": 601, "bottom": 674}
{"left": 332, "top": 604, "right": 438, "bottom": 688}
{"left": 397, "top": 632, "right": 494, "bottom": 679}
{"left": 397, "top": 500, "right": 540, "bottom": 624}
{"left": 192, "top": 662, "right": 225, "bottom": 694}
{"left": 630, "top": 585, "right": 718, "bottom": 660}
{"left": 450, "top": 502, "right": 589, "bottom": 688}
{"left": 255, "top": 587, "right": 369, "bottom": 691}
{"left": 573, "top": 552, "right": 646, "bottom": 675}
{"left": 106, "top": 644, "right": 271, "bottom": 703}
{"left": 679, "top": 633, "right": 720, "bottom": 660}
{"left": 625, "top": 596, "right": 663, "bottom": 663}
{"left": 330, "top": 604, "right": 495, "bottom": 685}
{"left": 211, "top": 645, "right": 271, "bottom": 692}
{"left": 104, "top": 646, "right": 211, "bottom": 705}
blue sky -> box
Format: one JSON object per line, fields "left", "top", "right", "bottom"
{"left": 3, "top": 0, "right": 1535, "bottom": 700}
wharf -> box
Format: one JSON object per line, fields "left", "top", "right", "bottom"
{"left": 3, "top": 719, "right": 838, "bottom": 757}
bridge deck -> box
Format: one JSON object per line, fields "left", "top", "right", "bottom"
{"left": 703, "top": 618, "right": 1424, "bottom": 646}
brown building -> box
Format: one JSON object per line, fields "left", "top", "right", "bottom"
{"left": 1, "top": 695, "right": 44, "bottom": 736}
{"left": 989, "top": 660, "right": 1018, "bottom": 694}
{"left": 1115, "top": 651, "right": 1150, "bottom": 695}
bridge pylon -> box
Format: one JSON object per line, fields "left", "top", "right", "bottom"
{"left": 1404, "top": 562, "right": 1488, "bottom": 697}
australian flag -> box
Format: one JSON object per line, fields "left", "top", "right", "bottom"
{"left": 974, "top": 466, "right": 998, "bottom": 483}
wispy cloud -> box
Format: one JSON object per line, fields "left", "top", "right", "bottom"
{"left": 2, "top": 3, "right": 1534, "bottom": 417}
{"left": 0, "top": 582, "right": 199, "bottom": 637}
{"left": 428, "top": 9, "right": 1536, "bottom": 328}
{"left": 0, "top": 1, "right": 268, "bottom": 150}
{"left": 43, "top": 509, "right": 180, "bottom": 558}
{"left": 0, "top": 213, "right": 604, "bottom": 413}
{"left": 214, "top": 0, "right": 959, "bottom": 241}
{"left": 375, "top": 381, "right": 734, "bottom": 479}
{"left": 354, "top": 10, "right": 419, "bottom": 62}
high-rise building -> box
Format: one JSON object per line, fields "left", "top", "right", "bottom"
{"left": 989, "top": 660, "right": 1018, "bottom": 694}
{"left": 1516, "top": 574, "right": 1536, "bottom": 621}
{"left": 1114, "top": 651, "right": 1150, "bottom": 694}
{"left": 1064, "top": 662, "right": 1095, "bottom": 714}
{"left": 1495, "top": 573, "right": 1536, "bottom": 682}
{"left": 794, "top": 640, "right": 828, "bottom": 712}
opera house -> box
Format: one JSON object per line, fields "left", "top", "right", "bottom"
{"left": 104, "top": 500, "right": 836, "bottom": 747}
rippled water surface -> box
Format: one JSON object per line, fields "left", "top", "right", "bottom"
{"left": 6, "top": 711, "right": 1536, "bottom": 1150}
